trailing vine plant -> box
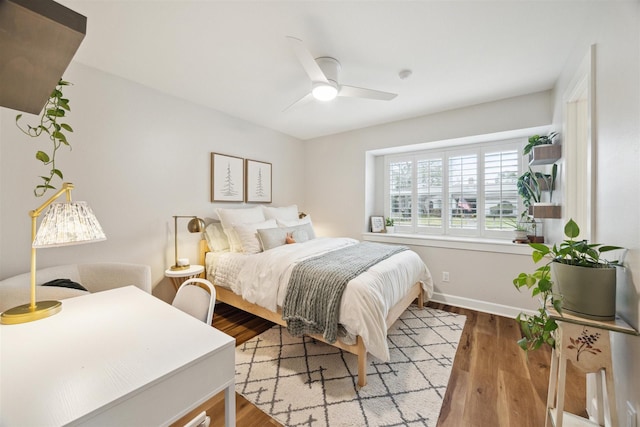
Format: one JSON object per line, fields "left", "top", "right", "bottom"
{"left": 15, "top": 79, "right": 74, "bottom": 197}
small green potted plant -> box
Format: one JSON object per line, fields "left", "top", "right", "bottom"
{"left": 513, "top": 219, "right": 623, "bottom": 352}
{"left": 523, "top": 131, "right": 558, "bottom": 156}
{"left": 517, "top": 164, "right": 558, "bottom": 218}
{"left": 506, "top": 217, "right": 530, "bottom": 243}
{"left": 385, "top": 217, "right": 395, "bottom": 234}
{"left": 530, "top": 219, "right": 622, "bottom": 320}
{"left": 517, "top": 168, "right": 543, "bottom": 210}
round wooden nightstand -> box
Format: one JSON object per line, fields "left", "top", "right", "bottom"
{"left": 165, "top": 264, "right": 205, "bottom": 291}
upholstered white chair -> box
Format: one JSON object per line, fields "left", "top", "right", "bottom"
{"left": 0, "top": 263, "right": 152, "bottom": 313}
{"left": 172, "top": 278, "right": 216, "bottom": 325}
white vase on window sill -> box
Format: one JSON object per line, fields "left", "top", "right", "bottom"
{"left": 385, "top": 226, "right": 395, "bottom": 234}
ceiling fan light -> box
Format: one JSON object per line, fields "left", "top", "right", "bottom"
{"left": 312, "top": 83, "right": 338, "bottom": 101}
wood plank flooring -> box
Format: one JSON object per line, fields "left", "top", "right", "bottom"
{"left": 176, "top": 301, "right": 586, "bottom": 427}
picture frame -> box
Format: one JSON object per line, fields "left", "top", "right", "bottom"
{"left": 211, "top": 153, "right": 244, "bottom": 202}
{"left": 245, "top": 159, "right": 272, "bottom": 203}
{"left": 370, "top": 216, "right": 385, "bottom": 233}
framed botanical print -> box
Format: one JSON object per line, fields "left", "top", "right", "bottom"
{"left": 211, "top": 153, "right": 244, "bottom": 202}
{"left": 370, "top": 216, "right": 385, "bottom": 233}
{"left": 245, "top": 159, "right": 272, "bottom": 203}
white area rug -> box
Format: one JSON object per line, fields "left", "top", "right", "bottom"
{"left": 235, "top": 306, "right": 466, "bottom": 427}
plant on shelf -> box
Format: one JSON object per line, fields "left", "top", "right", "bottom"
{"left": 506, "top": 217, "right": 530, "bottom": 243}
{"left": 523, "top": 131, "right": 558, "bottom": 156}
{"left": 512, "top": 219, "right": 623, "bottom": 352}
{"left": 538, "top": 219, "right": 621, "bottom": 269}
{"left": 517, "top": 168, "right": 542, "bottom": 208}
{"left": 517, "top": 164, "right": 557, "bottom": 212}
{"left": 385, "top": 217, "right": 395, "bottom": 233}
{"left": 15, "top": 79, "right": 74, "bottom": 197}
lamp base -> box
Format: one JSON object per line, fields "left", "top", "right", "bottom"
{"left": 170, "top": 264, "right": 190, "bottom": 271}
{"left": 0, "top": 300, "right": 62, "bottom": 325}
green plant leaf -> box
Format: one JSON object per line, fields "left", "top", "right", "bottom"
{"left": 553, "top": 299, "right": 563, "bottom": 314}
{"left": 52, "top": 131, "right": 67, "bottom": 143}
{"left": 35, "top": 151, "right": 50, "bottom": 163}
{"left": 599, "top": 245, "right": 623, "bottom": 253}
{"left": 564, "top": 219, "right": 580, "bottom": 238}
{"left": 538, "top": 278, "right": 553, "bottom": 292}
{"left": 517, "top": 337, "right": 529, "bottom": 351}
{"left": 529, "top": 243, "right": 549, "bottom": 253}
{"left": 60, "top": 123, "right": 73, "bottom": 132}
{"left": 52, "top": 169, "right": 63, "bottom": 179}
{"left": 532, "top": 251, "right": 545, "bottom": 263}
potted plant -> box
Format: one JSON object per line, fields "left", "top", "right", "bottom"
{"left": 517, "top": 168, "right": 542, "bottom": 209}
{"left": 514, "top": 219, "right": 623, "bottom": 352}
{"left": 517, "top": 164, "right": 559, "bottom": 218}
{"left": 506, "top": 217, "right": 529, "bottom": 243}
{"left": 523, "top": 131, "right": 558, "bottom": 156}
{"left": 385, "top": 217, "right": 395, "bottom": 233}
{"left": 530, "top": 219, "right": 622, "bottom": 320}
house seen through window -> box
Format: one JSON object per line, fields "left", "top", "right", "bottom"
{"left": 385, "top": 139, "right": 522, "bottom": 239}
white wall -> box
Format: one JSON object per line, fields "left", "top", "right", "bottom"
{"left": 551, "top": 2, "right": 640, "bottom": 420}
{"left": 302, "top": 1, "right": 640, "bottom": 419}
{"left": 0, "top": 61, "right": 305, "bottom": 302}
{"left": 304, "top": 91, "right": 553, "bottom": 315}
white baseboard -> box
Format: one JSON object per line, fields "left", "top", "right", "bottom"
{"left": 429, "top": 292, "right": 536, "bottom": 319}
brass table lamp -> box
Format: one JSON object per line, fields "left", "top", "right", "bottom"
{"left": 171, "top": 215, "right": 205, "bottom": 271}
{"left": 0, "top": 183, "right": 106, "bottom": 325}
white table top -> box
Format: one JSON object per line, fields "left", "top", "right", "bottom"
{"left": 0, "top": 286, "right": 235, "bottom": 426}
{"left": 165, "top": 264, "right": 205, "bottom": 278}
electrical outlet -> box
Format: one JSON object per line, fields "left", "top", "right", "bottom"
{"left": 627, "top": 401, "right": 637, "bottom": 427}
{"left": 442, "top": 271, "right": 450, "bottom": 282}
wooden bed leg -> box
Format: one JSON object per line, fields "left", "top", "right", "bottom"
{"left": 417, "top": 285, "right": 424, "bottom": 309}
{"left": 357, "top": 337, "right": 367, "bottom": 388}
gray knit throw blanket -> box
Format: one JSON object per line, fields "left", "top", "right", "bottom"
{"left": 282, "top": 242, "right": 409, "bottom": 343}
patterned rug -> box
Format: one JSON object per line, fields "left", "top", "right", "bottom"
{"left": 235, "top": 306, "right": 466, "bottom": 427}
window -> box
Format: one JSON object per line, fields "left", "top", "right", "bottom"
{"left": 384, "top": 139, "right": 523, "bottom": 239}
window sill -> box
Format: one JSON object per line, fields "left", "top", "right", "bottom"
{"left": 361, "top": 232, "right": 533, "bottom": 255}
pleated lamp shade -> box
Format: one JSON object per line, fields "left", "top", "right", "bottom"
{"left": 32, "top": 202, "right": 106, "bottom": 248}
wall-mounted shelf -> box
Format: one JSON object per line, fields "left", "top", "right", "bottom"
{"left": 529, "top": 144, "right": 562, "bottom": 165}
{"left": 529, "top": 204, "right": 561, "bottom": 218}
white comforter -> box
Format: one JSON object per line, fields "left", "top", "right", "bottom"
{"left": 210, "top": 237, "right": 433, "bottom": 361}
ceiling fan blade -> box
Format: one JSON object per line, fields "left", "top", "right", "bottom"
{"left": 286, "top": 36, "right": 328, "bottom": 84}
{"left": 282, "top": 92, "right": 314, "bottom": 112}
{"left": 338, "top": 85, "right": 397, "bottom": 101}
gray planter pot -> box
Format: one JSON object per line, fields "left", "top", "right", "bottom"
{"left": 551, "top": 262, "right": 616, "bottom": 321}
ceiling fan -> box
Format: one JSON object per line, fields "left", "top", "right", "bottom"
{"left": 284, "top": 36, "right": 398, "bottom": 111}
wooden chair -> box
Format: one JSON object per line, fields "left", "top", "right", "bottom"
{"left": 172, "top": 278, "right": 216, "bottom": 325}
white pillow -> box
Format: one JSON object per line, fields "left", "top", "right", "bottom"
{"left": 233, "top": 219, "right": 277, "bottom": 254}
{"left": 277, "top": 214, "right": 311, "bottom": 227}
{"left": 216, "top": 206, "right": 266, "bottom": 252}
{"left": 203, "top": 222, "right": 230, "bottom": 252}
{"left": 262, "top": 205, "right": 298, "bottom": 221}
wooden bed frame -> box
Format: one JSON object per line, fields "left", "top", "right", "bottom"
{"left": 198, "top": 239, "right": 424, "bottom": 387}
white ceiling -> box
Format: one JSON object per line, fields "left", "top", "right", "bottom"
{"left": 60, "top": 0, "right": 608, "bottom": 141}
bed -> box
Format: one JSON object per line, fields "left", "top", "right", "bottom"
{"left": 199, "top": 205, "right": 434, "bottom": 387}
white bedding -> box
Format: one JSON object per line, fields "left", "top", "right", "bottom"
{"left": 208, "top": 237, "right": 433, "bottom": 361}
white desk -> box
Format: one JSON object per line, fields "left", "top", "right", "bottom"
{"left": 0, "top": 286, "right": 235, "bottom": 426}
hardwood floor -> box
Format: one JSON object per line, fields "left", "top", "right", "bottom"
{"left": 181, "top": 301, "right": 586, "bottom": 427}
